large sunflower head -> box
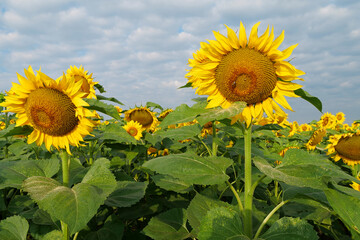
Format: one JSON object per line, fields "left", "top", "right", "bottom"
{"left": 186, "top": 22, "right": 305, "bottom": 126}
{"left": 0, "top": 66, "right": 96, "bottom": 154}
{"left": 124, "top": 107, "right": 159, "bottom": 132}
{"left": 326, "top": 131, "right": 360, "bottom": 166}
{"left": 65, "top": 65, "right": 98, "bottom": 99}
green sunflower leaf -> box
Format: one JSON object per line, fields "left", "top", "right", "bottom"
{"left": 22, "top": 158, "right": 117, "bottom": 235}
{"left": 0, "top": 215, "right": 29, "bottom": 240}
{"left": 152, "top": 174, "right": 193, "bottom": 194}
{"left": 96, "top": 95, "right": 124, "bottom": 105}
{"left": 0, "top": 125, "right": 33, "bottom": 138}
{"left": 195, "top": 101, "right": 247, "bottom": 125}
{"left": 84, "top": 98, "right": 121, "bottom": 120}
{"left": 146, "top": 101, "right": 164, "bottom": 111}
{"left": 294, "top": 88, "right": 322, "bottom": 113}
{"left": 101, "top": 123, "right": 137, "bottom": 144}
{"left": 178, "top": 82, "right": 192, "bottom": 89}
{"left": 94, "top": 83, "right": 106, "bottom": 93}
{"left": 143, "top": 152, "right": 232, "bottom": 185}
{"left": 153, "top": 124, "right": 202, "bottom": 141}
{"left": 143, "top": 208, "right": 190, "bottom": 240}
{"left": 0, "top": 156, "right": 60, "bottom": 189}
{"left": 325, "top": 189, "right": 360, "bottom": 235}
{"left": 197, "top": 207, "right": 245, "bottom": 240}
{"left": 187, "top": 193, "right": 233, "bottom": 236}
{"left": 260, "top": 217, "right": 318, "bottom": 240}
{"left": 105, "top": 181, "right": 148, "bottom": 208}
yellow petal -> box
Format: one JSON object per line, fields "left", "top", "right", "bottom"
{"left": 213, "top": 31, "right": 232, "bottom": 52}
{"left": 277, "top": 44, "right": 298, "bottom": 61}
{"left": 273, "top": 92, "right": 293, "bottom": 111}
{"left": 248, "top": 22, "right": 261, "bottom": 48}
{"left": 225, "top": 24, "right": 240, "bottom": 49}
{"left": 239, "top": 22, "right": 248, "bottom": 48}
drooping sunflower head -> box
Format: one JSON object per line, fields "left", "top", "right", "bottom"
{"left": 326, "top": 131, "right": 360, "bottom": 166}
{"left": 0, "top": 66, "right": 96, "bottom": 154}
{"left": 123, "top": 120, "right": 143, "bottom": 140}
{"left": 65, "top": 65, "right": 98, "bottom": 99}
{"left": 124, "top": 107, "right": 159, "bottom": 132}
{"left": 186, "top": 22, "right": 305, "bottom": 126}
{"left": 305, "top": 128, "right": 327, "bottom": 150}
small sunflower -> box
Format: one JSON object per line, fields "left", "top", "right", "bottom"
{"left": 299, "top": 123, "right": 312, "bottom": 132}
{"left": 186, "top": 22, "right": 304, "bottom": 126}
{"left": 305, "top": 128, "right": 327, "bottom": 150}
{"left": 125, "top": 107, "right": 159, "bottom": 132}
{"left": 123, "top": 120, "right": 143, "bottom": 140}
{"left": 318, "top": 112, "right": 336, "bottom": 129}
{"left": 0, "top": 66, "right": 96, "bottom": 154}
{"left": 335, "top": 112, "right": 345, "bottom": 124}
{"left": 115, "top": 106, "right": 123, "bottom": 116}
{"left": 279, "top": 146, "right": 300, "bottom": 157}
{"left": 65, "top": 65, "right": 98, "bottom": 99}
{"left": 326, "top": 131, "right": 360, "bottom": 166}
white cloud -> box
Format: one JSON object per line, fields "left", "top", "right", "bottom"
{"left": 0, "top": 0, "right": 360, "bottom": 124}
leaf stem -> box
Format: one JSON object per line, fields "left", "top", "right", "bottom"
{"left": 244, "top": 123, "right": 253, "bottom": 238}
{"left": 226, "top": 180, "right": 244, "bottom": 214}
{"left": 253, "top": 200, "right": 289, "bottom": 239}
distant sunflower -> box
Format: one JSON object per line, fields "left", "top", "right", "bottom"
{"left": 0, "top": 66, "right": 96, "bottom": 154}
{"left": 350, "top": 176, "right": 360, "bottom": 192}
{"left": 335, "top": 112, "right": 345, "bottom": 124}
{"left": 326, "top": 131, "right": 360, "bottom": 166}
{"left": 318, "top": 113, "right": 336, "bottom": 129}
{"left": 65, "top": 65, "right": 98, "bottom": 99}
{"left": 186, "top": 22, "right": 304, "bottom": 126}
{"left": 123, "top": 120, "right": 143, "bottom": 140}
{"left": 306, "top": 128, "right": 327, "bottom": 150}
{"left": 158, "top": 109, "right": 173, "bottom": 120}
{"left": 125, "top": 107, "right": 159, "bottom": 132}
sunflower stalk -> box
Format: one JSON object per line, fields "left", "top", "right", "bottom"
{"left": 60, "top": 150, "right": 70, "bottom": 240}
{"left": 244, "top": 123, "right": 253, "bottom": 238}
{"left": 212, "top": 120, "right": 218, "bottom": 156}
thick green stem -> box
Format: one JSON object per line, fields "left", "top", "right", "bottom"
{"left": 244, "top": 124, "right": 253, "bottom": 238}
{"left": 60, "top": 150, "right": 70, "bottom": 240}
{"left": 254, "top": 200, "right": 289, "bottom": 239}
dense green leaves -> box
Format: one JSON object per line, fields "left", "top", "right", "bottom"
{"left": 143, "top": 208, "right": 190, "bottom": 240}
{"left": 253, "top": 149, "right": 357, "bottom": 189}
{"left": 153, "top": 124, "right": 202, "bottom": 141}
{"left": 143, "top": 152, "right": 233, "bottom": 185}
{"left": 22, "top": 159, "right": 116, "bottom": 235}
{"left": 84, "top": 98, "right": 121, "bottom": 120}
{"left": 0, "top": 215, "right": 29, "bottom": 240}
{"left": 101, "top": 123, "right": 137, "bottom": 144}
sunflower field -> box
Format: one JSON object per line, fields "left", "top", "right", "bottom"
{"left": 0, "top": 22, "right": 360, "bottom": 240}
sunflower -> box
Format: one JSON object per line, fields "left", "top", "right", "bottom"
{"left": 335, "top": 112, "right": 345, "bottom": 124}
{"left": 125, "top": 107, "right": 159, "bottom": 132}
{"left": 318, "top": 112, "right": 336, "bottom": 129}
{"left": 186, "top": 22, "right": 304, "bottom": 126}
{"left": 305, "top": 128, "right": 327, "bottom": 150}
{"left": 65, "top": 65, "right": 98, "bottom": 99}
{"left": 279, "top": 146, "right": 300, "bottom": 157}
{"left": 123, "top": 120, "right": 143, "bottom": 140}
{"left": 158, "top": 109, "right": 173, "bottom": 120}
{"left": 350, "top": 176, "right": 360, "bottom": 192}
{"left": 0, "top": 66, "right": 96, "bottom": 154}
{"left": 326, "top": 131, "right": 360, "bottom": 166}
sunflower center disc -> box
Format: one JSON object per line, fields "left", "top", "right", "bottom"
{"left": 215, "top": 48, "right": 277, "bottom": 104}
{"left": 335, "top": 135, "right": 360, "bottom": 160}
{"left": 128, "top": 127, "right": 138, "bottom": 136}
{"left": 129, "top": 110, "right": 153, "bottom": 128}
{"left": 25, "top": 88, "right": 79, "bottom": 136}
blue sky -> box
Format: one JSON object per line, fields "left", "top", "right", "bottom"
{"left": 0, "top": 0, "right": 359, "bottom": 124}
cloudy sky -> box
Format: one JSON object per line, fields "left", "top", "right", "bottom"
{"left": 0, "top": 0, "right": 359, "bottom": 124}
